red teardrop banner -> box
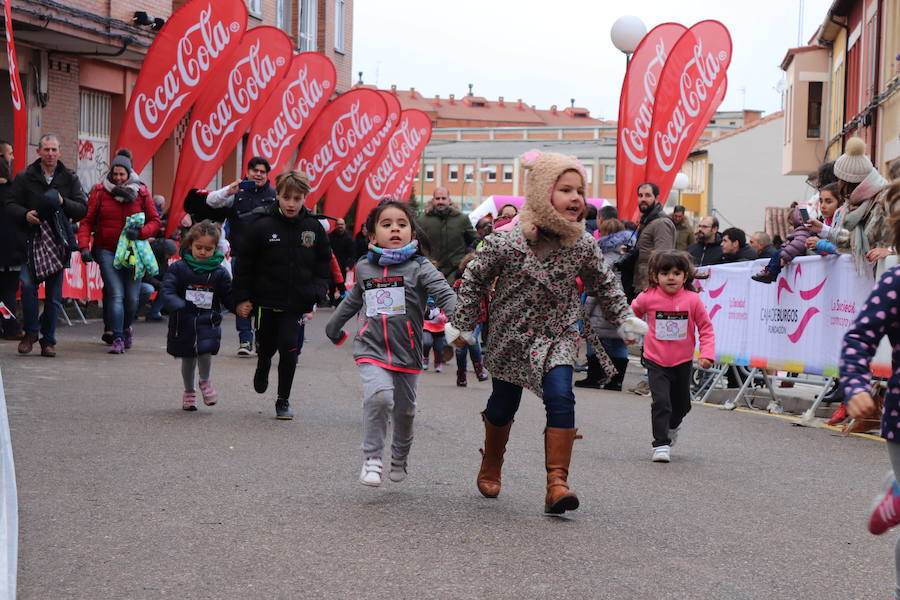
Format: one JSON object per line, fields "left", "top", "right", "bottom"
{"left": 293, "top": 89, "right": 389, "bottom": 209}
{"left": 354, "top": 109, "right": 432, "bottom": 231}
{"left": 167, "top": 26, "right": 294, "bottom": 234}
{"left": 322, "top": 90, "right": 401, "bottom": 219}
{"left": 4, "top": 0, "right": 27, "bottom": 174}
{"left": 615, "top": 23, "right": 688, "bottom": 221}
{"left": 245, "top": 52, "right": 336, "bottom": 184}
{"left": 388, "top": 154, "right": 424, "bottom": 203}
{"left": 116, "top": 0, "right": 248, "bottom": 173}
{"left": 644, "top": 20, "right": 732, "bottom": 207}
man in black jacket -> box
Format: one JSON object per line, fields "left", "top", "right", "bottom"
{"left": 748, "top": 231, "right": 778, "bottom": 259}
{"left": 7, "top": 134, "right": 87, "bottom": 357}
{"left": 687, "top": 216, "right": 724, "bottom": 266}
{"left": 0, "top": 141, "right": 24, "bottom": 340}
{"left": 205, "top": 156, "right": 277, "bottom": 356}
{"left": 720, "top": 227, "right": 758, "bottom": 263}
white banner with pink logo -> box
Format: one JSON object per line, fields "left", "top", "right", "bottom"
{"left": 697, "top": 255, "right": 891, "bottom": 378}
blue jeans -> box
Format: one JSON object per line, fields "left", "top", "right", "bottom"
{"left": 765, "top": 249, "right": 783, "bottom": 277}
{"left": 455, "top": 323, "right": 484, "bottom": 369}
{"left": 95, "top": 248, "right": 141, "bottom": 340}
{"left": 19, "top": 265, "right": 64, "bottom": 345}
{"left": 232, "top": 257, "right": 253, "bottom": 345}
{"left": 600, "top": 337, "right": 629, "bottom": 360}
{"left": 484, "top": 365, "right": 576, "bottom": 429}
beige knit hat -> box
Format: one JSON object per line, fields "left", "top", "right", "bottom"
{"left": 834, "top": 137, "right": 874, "bottom": 183}
{"left": 518, "top": 150, "right": 586, "bottom": 246}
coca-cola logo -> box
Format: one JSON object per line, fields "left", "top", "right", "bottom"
{"left": 619, "top": 39, "right": 669, "bottom": 166}
{"left": 134, "top": 5, "right": 236, "bottom": 140}
{"left": 249, "top": 65, "right": 329, "bottom": 165}
{"left": 652, "top": 39, "right": 727, "bottom": 172}
{"left": 189, "top": 40, "right": 281, "bottom": 161}
{"left": 5, "top": 17, "right": 21, "bottom": 111}
{"left": 364, "top": 120, "right": 426, "bottom": 198}
{"left": 297, "top": 101, "right": 378, "bottom": 193}
{"left": 332, "top": 110, "right": 399, "bottom": 193}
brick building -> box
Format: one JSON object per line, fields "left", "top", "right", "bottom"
{"left": 0, "top": 0, "right": 353, "bottom": 202}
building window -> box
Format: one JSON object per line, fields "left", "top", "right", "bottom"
{"left": 334, "top": 0, "right": 346, "bottom": 53}
{"left": 248, "top": 0, "right": 262, "bottom": 18}
{"left": 298, "top": 0, "right": 317, "bottom": 51}
{"left": 464, "top": 165, "right": 474, "bottom": 181}
{"left": 583, "top": 167, "right": 592, "bottom": 184}
{"left": 603, "top": 165, "right": 615, "bottom": 184}
{"left": 275, "top": 0, "right": 291, "bottom": 32}
{"left": 448, "top": 165, "right": 458, "bottom": 183}
{"left": 502, "top": 165, "right": 513, "bottom": 182}
{"left": 485, "top": 166, "right": 497, "bottom": 182}
{"left": 806, "top": 81, "right": 823, "bottom": 138}
{"left": 425, "top": 164, "right": 435, "bottom": 182}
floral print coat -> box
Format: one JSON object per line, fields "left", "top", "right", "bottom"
{"left": 455, "top": 224, "right": 634, "bottom": 397}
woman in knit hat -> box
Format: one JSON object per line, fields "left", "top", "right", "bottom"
{"left": 829, "top": 137, "right": 894, "bottom": 275}
{"left": 450, "top": 150, "right": 647, "bottom": 514}
{"left": 77, "top": 148, "right": 160, "bottom": 353}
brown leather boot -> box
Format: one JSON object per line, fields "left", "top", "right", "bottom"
{"left": 544, "top": 427, "right": 581, "bottom": 514}
{"left": 39, "top": 339, "right": 56, "bottom": 358}
{"left": 17, "top": 332, "right": 38, "bottom": 354}
{"left": 456, "top": 369, "right": 467, "bottom": 387}
{"left": 477, "top": 412, "right": 512, "bottom": 498}
{"left": 473, "top": 361, "right": 489, "bottom": 381}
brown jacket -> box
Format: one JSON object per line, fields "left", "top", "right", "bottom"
{"left": 635, "top": 203, "right": 676, "bottom": 293}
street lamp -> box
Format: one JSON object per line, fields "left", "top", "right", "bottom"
{"left": 610, "top": 16, "right": 647, "bottom": 67}
{"left": 672, "top": 172, "right": 690, "bottom": 207}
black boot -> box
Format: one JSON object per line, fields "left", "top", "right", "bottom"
{"left": 574, "top": 355, "right": 605, "bottom": 389}
{"left": 603, "top": 357, "right": 629, "bottom": 391}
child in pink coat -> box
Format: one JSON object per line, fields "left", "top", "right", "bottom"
{"left": 631, "top": 250, "right": 715, "bottom": 463}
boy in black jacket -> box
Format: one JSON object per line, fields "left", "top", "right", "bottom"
{"left": 233, "top": 170, "right": 331, "bottom": 420}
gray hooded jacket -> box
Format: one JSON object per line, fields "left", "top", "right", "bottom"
{"left": 326, "top": 255, "right": 457, "bottom": 372}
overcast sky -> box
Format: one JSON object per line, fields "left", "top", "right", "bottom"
{"left": 352, "top": 0, "right": 834, "bottom": 120}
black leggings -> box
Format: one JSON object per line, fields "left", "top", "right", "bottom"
{"left": 254, "top": 307, "right": 302, "bottom": 400}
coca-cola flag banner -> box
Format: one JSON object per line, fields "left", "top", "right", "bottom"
{"left": 354, "top": 109, "right": 432, "bottom": 231}
{"left": 615, "top": 23, "right": 687, "bottom": 221}
{"left": 645, "top": 20, "right": 732, "bottom": 205}
{"left": 167, "top": 27, "right": 294, "bottom": 234}
{"left": 116, "top": 0, "right": 248, "bottom": 173}
{"left": 294, "top": 89, "right": 389, "bottom": 209}
{"left": 389, "top": 155, "right": 423, "bottom": 203}
{"left": 245, "top": 52, "right": 336, "bottom": 183}
{"left": 4, "top": 0, "right": 26, "bottom": 174}
{"left": 322, "top": 90, "right": 401, "bottom": 219}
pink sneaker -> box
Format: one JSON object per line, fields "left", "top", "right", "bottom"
{"left": 434, "top": 362, "right": 443, "bottom": 373}
{"left": 182, "top": 390, "right": 197, "bottom": 411}
{"left": 198, "top": 380, "right": 218, "bottom": 406}
{"left": 869, "top": 474, "right": 900, "bottom": 535}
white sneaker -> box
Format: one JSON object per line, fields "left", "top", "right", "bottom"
{"left": 669, "top": 427, "right": 680, "bottom": 447}
{"left": 389, "top": 457, "right": 408, "bottom": 482}
{"left": 359, "top": 457, "right": 383, "bottom": 486}
{"left": 652, "top": 445, "right": 671, "bottom": 462}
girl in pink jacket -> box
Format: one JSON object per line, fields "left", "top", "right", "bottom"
{"left": 631, "top": 250, "right": 715, "bottom": 463}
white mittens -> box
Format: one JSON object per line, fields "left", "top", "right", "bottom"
{"left": 617, "top": 316, "right": 648, "bottom": 343}
{"left": 444, "top": 322, "right": 475, "bottom": 346}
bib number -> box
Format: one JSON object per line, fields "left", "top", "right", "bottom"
{"left": 363, "top": 276, "right": 406, "bottom": 317}
{"left": 186, "top": 286, "right": 214, "bottom": 309}
{"left": 655, "top": 310, "right": 688, "bottom": 341}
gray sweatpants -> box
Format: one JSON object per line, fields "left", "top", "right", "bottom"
{"left": 358, "top": 362, "right": 419, "bottom": 460}
{"left": 889, "top": 441, "right": 900, "bottom": 598}
{"left": 181, "top": 354, "right": 212, "bottom": 391}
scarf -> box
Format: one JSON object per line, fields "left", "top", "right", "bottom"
{"left": 103, "top": 173, "right": 141, "bottom": 203}
{"left": 367, "top": 240, "right": 419, "bottom": 265}
{"left": 182, "top": 250, "right": 225, "bottom": 273}
{"left": 842, "top": 169, "right": 890, "bottom": 275}
{"left": 113, "top": 212, "right": 159, "bottom": 280}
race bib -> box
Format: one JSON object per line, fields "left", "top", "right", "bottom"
{"left": 363, "top": 276, "right": 406, "bottom": 317}
{"left": 185, "top": 286, "right": 214, "bottom": 309}
{"left": 654, "top": 311, "right": 688, "bottom": 341}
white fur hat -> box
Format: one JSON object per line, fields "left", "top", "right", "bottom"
{"left": 518, "top": 150, "right": 586, "bottom": 246}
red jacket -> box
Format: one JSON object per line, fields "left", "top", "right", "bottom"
{"left": 77, "top": 183, "right": 160, "bottom": 252}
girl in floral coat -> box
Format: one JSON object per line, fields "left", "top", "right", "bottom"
{"left": 450, "top": 150, "right": 647, "bottom": 514}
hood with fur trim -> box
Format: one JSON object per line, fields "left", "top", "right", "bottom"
{"left": 518, "top": 150, "right": 586, "bottom": 246}
{"left": 425, "top": 202, "right": 462, "bottom": 217}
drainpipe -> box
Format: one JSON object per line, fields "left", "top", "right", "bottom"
{"left": 828, "top": 12, "right": 849, "bottom": 153}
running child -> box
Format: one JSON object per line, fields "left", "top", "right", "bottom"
{"left": 326, "top": 200, "right": 456, "bottom": 487}
{"left": 450, "top": 150, "right": 646, "bottom": 514}
{"left": 233, "top": 171, "right": 332, "bottom": 420}
{"left": 630, "top": 250, "right": 715, "bottom": 462}
{"left": 160, "top": 220, "right": 233, "bottom": 411}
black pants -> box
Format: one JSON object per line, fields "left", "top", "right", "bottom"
{"left": 0, "top": 270, "right": 23, "bottom": 337}
{"left": 254, "top": 308, "right": 302, "bottom": 400}
{"left": 646, "top": 358, "right": 693, "bottom": 447}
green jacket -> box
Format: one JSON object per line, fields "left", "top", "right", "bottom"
{"left": 419, "top": 206, "right": 476, "bottom": 282}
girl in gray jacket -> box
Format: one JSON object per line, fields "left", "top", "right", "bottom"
{"left": 327, "top": 201, "right": 456, "bottom": 487}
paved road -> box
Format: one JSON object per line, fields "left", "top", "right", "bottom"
{"left": 1, "top": 311, "right": 894, "bottom": 599}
